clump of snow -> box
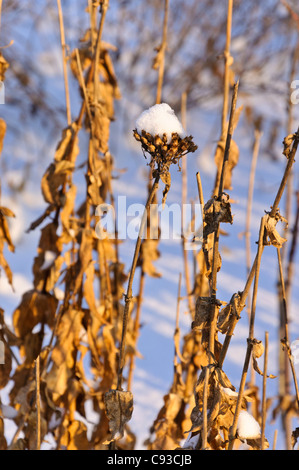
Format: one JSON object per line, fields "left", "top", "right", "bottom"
{"left": 40, "top": 250, "right": 56, "bottom": 270}
{"left": 183, "top": 432, "right": 199, "bottom": 449}
{"left": 135, "top": 103, "right": 186, "bottom": 143}
{"left": 237, "top": 410, "right": 261, "bottom": 439}
{"left": 222, "top": 387, "right": 238, "bottom": 397}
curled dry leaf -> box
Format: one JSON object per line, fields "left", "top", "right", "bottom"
{"left": 282, "top": 133, "right": 295, "bottom": 159}
{"left": 217, "top": 292, "right": 243, "bottom": 334}
{"left": 0, "top": 340, "right": 12, "bottom": 389}
{"left": 146, "top": 392, "right": 184, "bottom": 450}
{"left": 193, "top": 296, "right": 224, "bottom": 329}
{"left": 206, "top": 247, "right": 222, "bottom": 280}
{"left": 263, "top": 212, "right": 287, "bottom": 248}
{"left": 250, "top": 338, "right": 276, "bottom": 379}
{"left": 0, "top": 119, "right": 6, "bottom": 155}
{"left": 13, "top": 290, "right": 57, "bottom": 339}
{"left": 292, "top": 427, "right": 299, "bottom": 449}
{"left": 138, "top": 238, "right": 161, "bottom": 278}
{"left": 46, "top": 309, "right": 84, "bottom": 402}
{"left": 0, "top": 205, "right": 15, "bottom": 286}
{"left": 104, "top": 390, "right": 134, "bottom": 444}
{"left": 60, "top": 419, "right": 91, "bottom": 450}
{"left": 41, "top": 123, "right": 79, "bottom": 206}
{"left": 0, "top": 53, "right": 9, "bottom": 82}
{"left": 203, "top": 195, "right": 233, "bottom": 238}
{"left": 214, "top": 105, "right": 243, "bottom": 190}
{"left": 214, "top": 138, "right": 239, "bottom": 191}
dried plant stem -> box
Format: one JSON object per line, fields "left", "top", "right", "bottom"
{"left": 245, "top": 130, "right": 262, "bottom": 387}
{"left": 57, "top": 0, "right": 71, "bottom": 125}
{"left": 35, "top": 355, "right": 41, "bottom": 450}
{"left": 156, "top": 0, "right": 169, "bottom": 105}
{"left": 261, "top": 331, "right": 269, "bottom": 450}
{"left": 277, "top": 247, "right": 299, "bottom": 408}
{"left": 219, "top": 128, "right": 299, "bottom": 369}
{"left": 218, "top": 81, "right": 239, "bottom": 197}
{"left": 283, "top": 39, "right": 299, "bottom": 260}
{"left": 270, "top": 127, "right": 299, "bottom": 218}
{"left": 272, "top": 429, "right": 278, "bottom": 450}
{"left": 209, "top": 82, "right": 239, "bottom": 357}
{"left": 117, "top": 174, "right": 160, "bottom": 390}
{"left": 285, "top": 190, "right": 299, "bottom": 316}
{"left": 221, "top": 0, "right": 234, "bottom": 137}
{"left": 174, "top": 273, "right": 182, "bottom": 370}
{"left": 245, "top": 130, "right": 262, "bottom": 279}
{"left": 127, "top": 270, "right": 145, "bottom": 392}
{"left": 127, "top": 0, "right": 170, "bottom": 393}
{"left": 180, "top": 92, "right": 194, "bottom": 316}
{"left": 228, "top": 215, "right": 265, "bottom": 450}
{"left": 196, "top": 172, "right": 205, "bottom": 219}
{"left": 0, "top": 1, "right": 2, "bottom": 36}
{"left": 201, "top": 365, "right": 210, "bottom": 450}
{"left": 94, "top": 0, "right": 109, "bottom": 104}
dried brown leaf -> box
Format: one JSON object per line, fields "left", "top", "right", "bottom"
{"left": 264, "top": 213, "right": 287, "bottom": 248}
{"left": 104, "top": 390, "right": 134, "bottom": 443}
{"left": 0, "top": 53, "right": 9, "bottom": 82}
{"left": 214, "top": 138, "right": 239, "bottom": 190}
{"left": 13, "top": 290, "right": 58, "bottom": 338}
{"left": 283, "top": 133, "right": 295, "bottom": 159}
{"left": 203, "top": 195, "right": 233, "bottom": 238}
{"left": 292, "top": 427, "right": 299, "bottom": 449}
{"left": 0, "top": 120, "right": 6, "bottom": 157}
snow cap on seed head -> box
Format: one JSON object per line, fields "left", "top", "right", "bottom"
{"left": 135, "top": 103, "right": 186, "bottom": 144}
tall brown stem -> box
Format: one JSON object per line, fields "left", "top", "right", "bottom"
{"left": 117, "top": 175, "right": 160, "bottom": 390}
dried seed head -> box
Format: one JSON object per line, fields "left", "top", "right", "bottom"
{"left": 133, "top": 128, "right": 197, "bottom": 175}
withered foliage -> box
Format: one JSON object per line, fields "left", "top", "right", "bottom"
{"left": 0, "top": 7, "right": 138, "bottom": 450}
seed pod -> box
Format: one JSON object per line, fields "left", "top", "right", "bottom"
{"left": 133, "top": 130, "right": 141, "bottom": 141}
{"left": 154, "top": 135, "right": 163, "bottom": 146}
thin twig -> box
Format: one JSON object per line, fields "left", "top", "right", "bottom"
{"left": 245, "top": 129, "right": 262, "bottom": 388}
{"left": 209, "top": 82, "right": 239, "bottom": 358}
{"left": 156, "top": 0, "right": 169, "bottom": 105}
{"left": 35, "top": 355, "right": 41, "bottom": 450}
{"left": 285, "top": 190, "right": 299, "bottom": 313}
{"left": 261, "top": 331, "right": 269, "bottom": 450}
{"left": 94, "top": 0, "right": 109, "bottom": 105}
{"left": 245, "top": 130, "right": 262, "bottom": 280}
{"left": 218, "top": 81, "right": 239, "bottom": 198}
{"left": 272, "top": 429, "right": 278, "bottom": 450}
{"left": 201, "top": 365, "right": 210, "bottom": 450}
{"left": 277, "top": 247, "right": 299, "bottom": 409}
{"left": 221, "top": 0, "right": 234, "bottom": 138}
{"left": 228, "top": 215, "right": 265, "bottom": 450}
{"left": 270, "top": 127, "right": 299, "bottom": 218}
{"left": 57, "top": 0, "right": 71, "bottom": 125}
{"left": 181, "top": 91, "right": 194, "bottom": 317}
{"left": 219, "top": 128, "right": 299, "bottom": 369}
{"left": 173, "top": 273, "right": 182, "bottom": 375}
{"left": 117, "top": 175, "right": 160, "bottom": 390}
